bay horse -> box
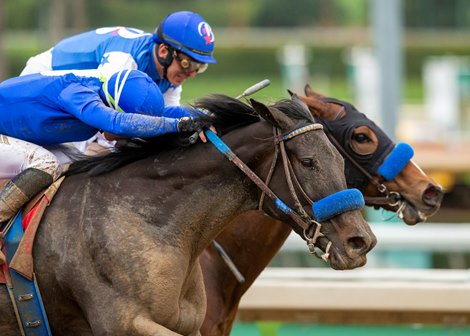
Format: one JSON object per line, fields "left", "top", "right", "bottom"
{"left": 0, "top": 95, "right": 376, "bottom": 335}
{"left": 200, "top": 85, "right": 444, "bottom": 336}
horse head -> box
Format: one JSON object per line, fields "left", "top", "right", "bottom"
{"left": 235, "top": 94, "right": 376, "bottom": 269}
{"left": 298, "top": 84, "right": 443, "bottom": 225}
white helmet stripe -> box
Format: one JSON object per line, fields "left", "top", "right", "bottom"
{"left": 113, "top": 69, "right": 132, "bottom": 111}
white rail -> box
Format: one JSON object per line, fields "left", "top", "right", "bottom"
{"left": 238, "top": 268, "right": 470, "bottom": 325}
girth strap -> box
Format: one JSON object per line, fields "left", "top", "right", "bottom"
{"left": 3, "top": 213, "right": 52, "bottom": 336}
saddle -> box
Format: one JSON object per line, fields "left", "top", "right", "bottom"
{"left": 0, "top": 177, "right": 64, "bottom": 284}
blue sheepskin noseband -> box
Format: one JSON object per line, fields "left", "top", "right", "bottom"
{"left": 377, "top": 142, "right": 414, "bottom": 181}
{"left": 312, "top": 188, "right": 364, "bottom": 222}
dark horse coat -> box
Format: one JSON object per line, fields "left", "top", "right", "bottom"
{"left": 0, "top": 95, "right": 375, "bottom": 335}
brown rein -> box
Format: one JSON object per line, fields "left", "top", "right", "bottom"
{"left": 205, "top": 124, "right": 330, "bottom": 259}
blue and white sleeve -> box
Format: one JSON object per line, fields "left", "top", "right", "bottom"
{"left": 58, "top": 82, "right": 180, "bottom": 137}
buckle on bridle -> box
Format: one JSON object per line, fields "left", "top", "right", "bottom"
{"left": 387, "top": 191, "right": 402, "bottom": 207}
{"left": 303, "top": 221, "right": 331, "bottom": 262}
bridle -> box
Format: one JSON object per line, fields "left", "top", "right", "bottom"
{"left": 325, "top": 131, "right": 407, "bottom": 220}
{"left": 316, "top": 96, "right": 409, "bottom": 220}
{"left": 259, "top": 126, "right": 332, "bottom": 261}
{"left": 206, "top": 123, "right": 336, "bottom": 262}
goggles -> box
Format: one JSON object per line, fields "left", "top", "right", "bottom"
{"left": 173, "top": 51, "right": 208, "bottom": 74}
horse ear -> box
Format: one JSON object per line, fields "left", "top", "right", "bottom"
{"left": 250, "top": 98, "right": 280, "bottom": 128}
{"left": 304, "top": 84, "right": 313, "bottom": 96}
{"left": 250, "top": 98, "right": 289, "bottom": 129}
{"left": 304, "top": 84, "right": 325, "bottom": 98}
{"left": 298, "top": 93, "right": 342, "bottom": 121}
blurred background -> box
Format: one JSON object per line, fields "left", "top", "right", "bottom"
{"left": 1, "top": 0, "right": 470, "bottom": 334}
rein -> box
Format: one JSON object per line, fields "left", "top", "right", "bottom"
{"left": 205, "top": 124, "right": 332, "bottom": 261}
{"left": 324, "top": 132, "right": 406, "bottom": 218}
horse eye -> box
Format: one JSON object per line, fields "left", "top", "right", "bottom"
{"left": 353, "top": 133, "right": 371, "bottom": 143}
{"left": 300, "top": 158, "right": 314, "bottom": 167}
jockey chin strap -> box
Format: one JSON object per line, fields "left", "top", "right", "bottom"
{"left": 324, "top": 132, "right": 406, "bottom": 218}
{"left": 205, "top": 124, "right": 332, "bottom": 262}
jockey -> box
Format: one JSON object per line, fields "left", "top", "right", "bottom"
{"left": 20, "top": 11, "right": 216, "bottom": 107}
{"left": 0, "top": 69, "right": 208, "bottom": 227}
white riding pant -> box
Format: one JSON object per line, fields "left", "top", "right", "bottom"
{"left": 0, "top": 134, "right": 77, "bottom": 181}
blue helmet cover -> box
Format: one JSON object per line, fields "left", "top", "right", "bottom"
{"left": 101, "top": 69, "right": 164, "bottom": 116}
{"left": 158, "top": 11, "right": 216, "bottom": 64}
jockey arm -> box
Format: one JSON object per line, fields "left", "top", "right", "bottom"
{"left": 59, "top": 82, "right": 200, "bottom": 138}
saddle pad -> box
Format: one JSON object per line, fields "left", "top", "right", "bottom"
{"left": 0, "top": 176, "right": 64, "bottom": 283}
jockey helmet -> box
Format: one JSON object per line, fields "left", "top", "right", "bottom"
{"left": 154, "top": 11, "right": 216, "bottom": 64}
{"left": 101, "top": 69, "right": 164, "bottom": 116}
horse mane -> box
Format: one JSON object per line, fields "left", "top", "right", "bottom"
{"left": 65, "top": 94, "right": 314, "bottom": 176}
{"left": 272, "top": 98, "right": 316, "bottom": 125}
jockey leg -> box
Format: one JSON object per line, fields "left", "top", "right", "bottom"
{"left": 0, "top": 166, "right": 54, "bottom": 266}
{"left": 0, "top": 135, "right": 60, "bottom": 224}
{"left": 0, "top": 168, "right": 54, "bottom": 222}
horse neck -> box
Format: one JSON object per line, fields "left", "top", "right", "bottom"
{"left": 129, "top": 122, "right": 277, "bottom": 259}
{"left": 200, "top": 210, "right": 292, "bottom": 335}
{"left": 211, "top": 210, "right": 292, "bottom": 287}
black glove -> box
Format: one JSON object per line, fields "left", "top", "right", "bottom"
{"left": 177, "top": 117, "right": 208, "bottom": 133}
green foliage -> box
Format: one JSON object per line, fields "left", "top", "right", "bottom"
{"left": 181, "top": 74, "right": 287, "bottom": 104}
{"left": 4, "top": 46, "right": 44, "bottom": 77}
{"left": 254, "top": 0, "right": 366, "bottom": 27}
{"left": 211, "top": 48, "right": 280, "bottom": 76}
{"left": 255, "top": 0, "right": 321, "bottom": 27}
{"left": 5, "top": 0, "right": 470, "bottom": 30}
{"left": 5, "top": 0, "right": 41, "bottom": 29}
{"left": 85, "top": 0, "right": 263, "bottom": 29}
{"left": 336, "top": 0, "right": 367, "bottom": 25}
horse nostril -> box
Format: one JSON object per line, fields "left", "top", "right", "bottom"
{"left": 348, "top": 236, "right": 366, "bottom": 251}
{"left": 423, "top": 184, "right": 444, "bottom": 207}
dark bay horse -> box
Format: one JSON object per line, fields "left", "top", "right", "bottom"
{"left": 0, "top": 95, "right": 376, "bottom": 335}
{"left": 200, "top": 85, "right": 444, "bottom": 336}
